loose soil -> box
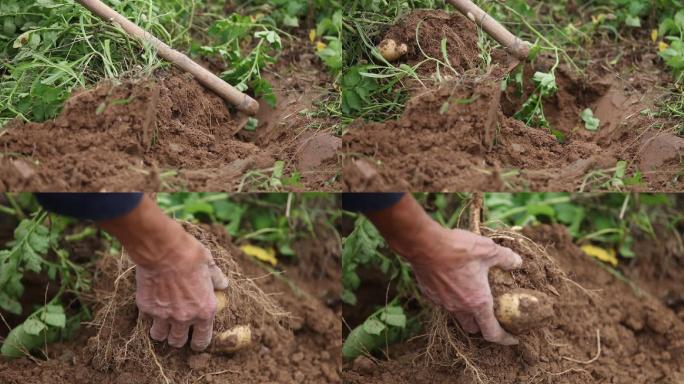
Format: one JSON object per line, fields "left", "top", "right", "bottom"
{"left": 342, "top": 224, "right": 684, "bottom": 384}
{"left": 0, "top": 223, "right": 342, "bottom": 384}
{"left": 342, "top": 10, "right": 684, "bottom": 192}
{"left": 622, "top": 221, "right": 684, "bottom": 321}
{"left": 0, "top": 44, "right": 340, "bottom": 192}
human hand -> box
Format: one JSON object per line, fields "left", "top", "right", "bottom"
{"left": 365, "top": 194, "right": 522, "bottom": 345}
{"left": 407, "top": 226, "right": 522, "bottom": 345}
{"left": 98, "top": 195, "right": 228, "bottom": 351}
{"left": 134, "top": 235, "right": 228, "bottom": 351}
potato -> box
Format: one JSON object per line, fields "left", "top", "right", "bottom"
{"left": 378, "top": 39, "right": 408, "bottom": 62}
{"left": 211, "top": 325, "right": 252, "bottom": 354}
{"left": 494, "top": 289, "right": 554, "bottom": 334}
{"left": 215, "top": 290, "right": 228, "bottom": 312}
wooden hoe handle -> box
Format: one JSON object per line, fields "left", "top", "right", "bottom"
{"left": 447, "top": 0, "right": 531, "bottom": 61}
{"left": 76, "top": 0, "right": 260, "bottom": 115}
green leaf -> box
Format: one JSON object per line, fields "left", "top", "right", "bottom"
{"left": 533, "top": 72, "right": 557, "bottom": 93}
{"left": 625, "top": 15, "right": 641, "bottom": 27}
{"left": 282, "top": 15, "right": 299, "bottom": 27}
{"left": 21, "top": 243, "right": 42, "bottom": 273}
{"left": 244, "top": 117, "right": 259, "bottom": 132}
{"left": 526, "top": 204, "right": 556, "bottom": 218}
{"left": 23, "top": 318, "right": 46, "bottom": 335}
{"left": 0, "top": 291, "right": 22, "bottom": 315}
{"left": 380, "top": 306, "right": 407, "bottom": 328}
{"left": 1, "top": 321, "right": 59, "bottom": 358}
{"left": 619, "top": 236, "right": 636, "bottom": 258}
{"left": 362, "top": 318, "right": 386, "bottom": 335}
{"left": 41, "top": 312, "right": 66, "bottom": 328}
{"left": 342, "top": 325, "right": 374, "bottom": 359}
{"left": 581, "top": 108, "right": 600, "bottom": 131}
{"left": 341, "top": 289, "right": 357, "bottom": 305}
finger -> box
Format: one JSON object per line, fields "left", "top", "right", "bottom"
{"left": 490, "top": 245, "right": 523, "bottom": 271}
{"left": 473, "top": 304, "right": 518, "bottom": 346}
{"left": 209, "top": 264, "right": 229, "bottom": 290}
{"left": 190, "top": 318, "right": 214, "bottom": 352}
{"left": 452, "top": 312, "right": 479, "bottom": 334}
{"left": 150, "top": 318, "right": 170, "bottom": 342}
{"left": 167, "top": 321, "right": 191, "bottom": 348}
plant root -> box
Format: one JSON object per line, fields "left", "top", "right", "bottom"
{"left": 86, "top": 223, "right": 288, "bottom": 383}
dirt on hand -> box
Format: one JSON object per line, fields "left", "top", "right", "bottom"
{"left": 342, "top": 10, "right": 684, "bottom": 192}
{"left": 0, "top": 224, "right": 342, "bottom": 384}
{"left": 342, "top": 224, "right": 684, "bottom": 384}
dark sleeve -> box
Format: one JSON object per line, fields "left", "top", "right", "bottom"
{"left": 342, "top": 193, "right": 405, "bottom": 212}
{"left": 35, "top": 193, "right": 144, "bottom": 221}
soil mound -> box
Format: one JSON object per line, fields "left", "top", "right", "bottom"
{"left": 343, "top": 10, "right": 684, "bottom": 192}
{"left": 343, "top": 224, "right": 684, "bottom": 383}
{"left": 0, "top": 224, "right": 342, "bottom": 383}
{"left": 382, "top": 10, "right": 481, "bottom": 75}
{"left": 0, "top": 73, "right": 271, "bottom": 191}
{"left": 0, "top": 46, "right": 341, "bottom": 192}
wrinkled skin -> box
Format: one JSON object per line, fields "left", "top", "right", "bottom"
{"left": 409, "top": 227, "right": 522, "bottom": 345}
{"left": 134, "top": 237, "right": 228, "bottom": 351}
{"left": 99, "top": 195, "right": 228, "bottom": 351}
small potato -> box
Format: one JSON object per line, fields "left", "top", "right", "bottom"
{"left": 495, "top": 289, "right": 554, "bottom": 334}
{"left": 215, "top": 291, "right": 228, "bottom": 312}
{"left": 378, "top": 39, "right": 408, "bottom": 62}
{"left": 211, "top": 325, "right": 252, "bottom": 354}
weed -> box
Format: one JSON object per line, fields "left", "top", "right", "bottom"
{"left": 0, "top": 0, "right": 198, "bottom": 126}
{"left": 0, "top": 196, "right": 92, "bottom": 357}
{"left": 192, "top": 14, "right": 284, "bottom": 107}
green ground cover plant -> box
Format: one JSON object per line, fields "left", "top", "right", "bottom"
{"left": 0, "top": 192, "right": 340, "bottom": 358}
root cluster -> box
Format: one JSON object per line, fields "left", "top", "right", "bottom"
{"left": 86, "top": 224, "right": 287, "bottom": 382}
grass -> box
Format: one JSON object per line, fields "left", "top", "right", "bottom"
{"left": 0, "top": 0, "right": 202, "bottom": 127}
{"left": 0, "top": 0, "right": 343, "bottom": 129}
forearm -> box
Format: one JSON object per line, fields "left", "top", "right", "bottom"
{"left": 97, "top": 195, "right": 189, "bottom": 268}
{"left": 364, "top": 194, "right": 442, "bottom": 264}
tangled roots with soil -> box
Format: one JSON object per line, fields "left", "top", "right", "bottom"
{"left": 423, "top": 227, "right": 567, "bottom": 384}
{"left": 86, "top": 223, "right": 287, "bottom": 379}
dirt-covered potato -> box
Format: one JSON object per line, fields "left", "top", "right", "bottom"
{"left": 378, "top": 39, "right": 408, "bottom": 62}
{"left": 494, "top": 289, "right": 554, "bottom": 334}
{"left": 211, "top": 325, "right": 252, "bottom": 354}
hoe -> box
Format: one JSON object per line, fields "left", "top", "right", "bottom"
{"left": 75, "top": 0, "right": 260, "bottom": 116}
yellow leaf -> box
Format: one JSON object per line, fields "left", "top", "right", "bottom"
{"left": 658, "top": 41, "right": 669, "bottom": 52}
{"left": 316, "top": 41, "right": 327, "bottom": 52}
{"left": 651, "top": 29, "right": 658, "bottom": 43}
{"left": 580, "top": 244, "right": 618, "bottom": 267}
{"left": 240, "top": 244, "right": 277, "bottom": 266}
{"left": 309, "top": 29, "right": 317, "bottom": 43}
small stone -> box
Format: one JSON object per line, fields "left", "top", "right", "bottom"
{"left": 633, "top": 352, "right": 646, "bottom": 366}
{"left": 291, "top": 351, "right": 304, "bottom": 363}
{"left": 293, "top": 371, "right": 305, "bottom": 381}
{"left": 352, "top": 355, "right": 375, "bottom": 374}
{"left": 511, "top": 143, "right": 525, "bottom": 153}
{"left": 11, "top": 159, "right": 36, "bottom": 179}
